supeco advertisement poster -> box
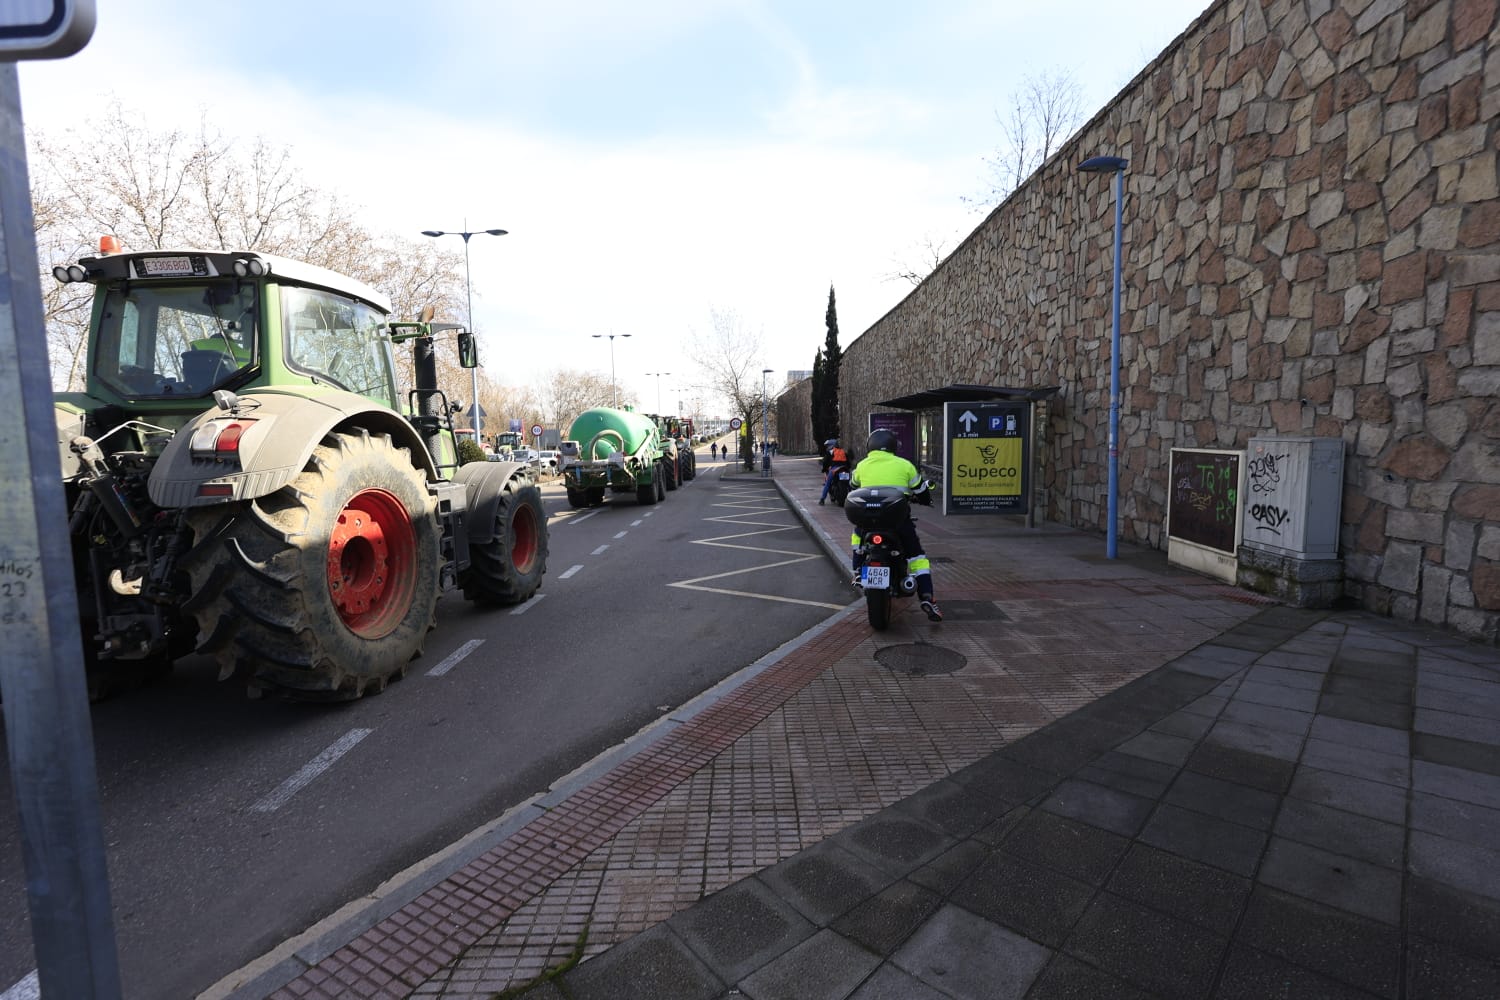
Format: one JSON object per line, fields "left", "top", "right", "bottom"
{"left": 943, "top": 401, "right": 1030, "bottom": 515}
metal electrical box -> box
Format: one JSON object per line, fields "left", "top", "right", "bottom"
{"left": 1241, "top": 436, "right": 1344, "bottom": 560}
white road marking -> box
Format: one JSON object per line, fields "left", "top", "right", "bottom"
{"left": 510, "top": 593, "right": 547, "bottom": 615}
{"left": 0, "top": 971, "right": 38, "bottom": 1000}
{"left": 566, "top": 509, "right": 602, "bottom": 525}
{"left": 591, "top": 545, "right": 610, "bottom": 555}
{"left": 613, "top": 531, "right": 628, "bottom": 539}
{"left": 425, "top": 638, "right": 484, "bottom": 677}
{"left": 631, "top": 519, "right": 644, "bottom": 526}
{"left": 559, "top": 564, "right": 584, "bottom": 579}
{"left": 251, "top": 729, "right": 373, "bottom": 813}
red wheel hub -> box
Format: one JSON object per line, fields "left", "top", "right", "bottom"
{"left": 327, "top": 488, "right": 417, "bottom": 638}
{"left": 510, "top": 498, "right": 539, "bottom": 572}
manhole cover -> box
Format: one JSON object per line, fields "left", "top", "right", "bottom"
{"left": 874, "top": 643, "right": 967, "bottom": 676}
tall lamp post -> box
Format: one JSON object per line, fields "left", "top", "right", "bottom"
{"left": 593, "top": 332, "right": 632, "bottom": 407}
{"left": 1077, "top": 155, "right": 1128, "bottom": 559}
{"left": 421, "top": 224, "right": 508, "bottom": 444}
{"left": 761, "top": 368, "right": 774, "bottom": 466}
{"left": 646, "top": 371, "right": 671, "bottom": 414}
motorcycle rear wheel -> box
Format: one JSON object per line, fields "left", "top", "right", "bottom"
{"left": 865, "top": 587, "right": 892, "bottom": 631}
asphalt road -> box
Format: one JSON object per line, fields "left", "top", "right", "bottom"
{"left": 0, "top": 459, "right": 853, "bottom": 999}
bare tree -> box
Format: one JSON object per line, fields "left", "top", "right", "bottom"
{"left": 689, "top": 308, "right": 768, "bottom": 464}
{"left": 964, "top": 69, "right": 1085, "bottom": 214}
{"left": 29, "top": 100, "right": 463, "bottom": 391}
{"left": 538, "top": 368, "right": 620, "bottom": 437}
{"left": 885, "top": 233, "right": 954, "bottom": 287}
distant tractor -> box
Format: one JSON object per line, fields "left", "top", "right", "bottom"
{"left": 558, "top": 406, "right": 670, "bottom": 507}
{"left": 51, "top": 242, "right": 548, "bottom": 700}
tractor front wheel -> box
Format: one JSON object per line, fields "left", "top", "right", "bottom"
{"left": 182, "top": 429, "right": 439, "bottom": 700}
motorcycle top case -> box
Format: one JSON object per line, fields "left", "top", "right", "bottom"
{"left": 845, "top": 486, "right": 911, "bottom": 531}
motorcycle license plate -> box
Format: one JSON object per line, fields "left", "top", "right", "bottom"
{"left": 838, "top": 471, "right": 850, "bottom": 480}
{"left": 862, "top": 566, "right": 891, "bottom": 589}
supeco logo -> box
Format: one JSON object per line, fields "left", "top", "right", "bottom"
{"left": 956, "top": 464, "right": 1018, "bottom": 481}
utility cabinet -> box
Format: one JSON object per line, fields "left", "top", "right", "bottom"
{"left": 1237, "top": 436, "right": 1345, "bottom": 606}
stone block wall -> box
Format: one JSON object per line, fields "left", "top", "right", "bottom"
{"left": 841, "top": 0, "right": 1500, "bottom": 642}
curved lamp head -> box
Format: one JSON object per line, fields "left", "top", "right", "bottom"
{"left": 421, "top": 230, "right": 444, "bottom": 237}
{"left": 1077, "top": 156, "right": 1129, "bottom": 173}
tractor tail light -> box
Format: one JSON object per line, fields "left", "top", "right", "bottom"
{"left": 189, "top": 419, "right": 255, "bottom": 460}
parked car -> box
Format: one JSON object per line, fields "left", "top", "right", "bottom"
{"left": 537, "top": 450, "right": 560, "bottom": 474}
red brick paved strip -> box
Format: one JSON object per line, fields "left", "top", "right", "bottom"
{"left": 269, "top": 616, "right": 871, "bottom": 999}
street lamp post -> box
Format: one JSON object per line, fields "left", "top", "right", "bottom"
{"left": 593, "top": 333, "right": 632, "bottom": 407}
{"left": 761, "top": 368, "right": 774, "bottom": 471}
{"left": 645, "top": 371, "right": 671, "bottom": 415}
{"left": 421, "top": 223, "right": 508, "bottom": 444}
{"left": 1077, "top": 155, "right": 1128, "bottom": 560}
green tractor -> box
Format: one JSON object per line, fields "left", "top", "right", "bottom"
{"left": 51, "top": 244, "right": 548, "bottom": 700}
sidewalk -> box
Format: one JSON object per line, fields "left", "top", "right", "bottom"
{"left": 256, "top": 453, "right": 1500, "bottom": 1000}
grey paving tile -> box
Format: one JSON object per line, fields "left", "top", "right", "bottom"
{"left": 1258, "top": 837, "right": 1402, "bottom": 924}
{"left": 846, "top": 963, "right": 949, "bottom": 1000}
{"left": 1039, "top": 778, "right": 1154, "bottom": 837}
{"left": 1077, "top": 749, "right": 1181, "bottom": 799}
{"left": 1413, "top": 732, "right": 1500, "bottom": 779}
{"left": 1246, "top": 663, "right": 1327, "bottom": 690}
{"left": 1001, "top": 719, "right": 1134, "bottom": 775}
{"left": 1064, "top": 892, "right": 1228, "bottom": 999}
{"left": 997, "top": 808, "right": 1129, "bottom": 886}
{"left": 1206, "top": 719, "right": 1305, "bottom": 760}
{"left": 1164, "top": 770, "right": 1280, "bottom": 830}
{"left": 667, "top": 878, "right": 816, "bottom": 985}
{"left": 1289, "top": 766, "right": 1408, "bottom": 824}
{"left": 1181, "top": 693, "right": 1229, "bottom": 718}
{"left": 1405, "top": 936, "right": 1500, "bottom": 1000}
{"left": 973, "top": 803, "right": 1032, "bottom": 847}
{"left": 1255, "top": 649, "right": 1336, "bottom": 673}
{"left": 831, "top": 878, "right": 942, "bottom": 957}
{"left": 906, "top": 839, "right": 990, "bottom": 896}
{"left": 951, "top": 754, "right": 1064, "bottom": 803}
{"left": 950, "top": 848, "right": 1094, "bottom": 948}
{"left": 892, "top": 904, "right": 1050, "bottom": 1000}
{"left": 1215, "top": 943, "right": 1384, "bottom": 1000}
{"left": 1412, "top": 759, "right": 1500, "bottom": 810}
{"left": 1115, "top": 729, "right": 1196, "bottom": 767}
{"left": 1273, "top": 797, "right": 1404, "bottom": 869}
{"left": 1410, "top": 791, "right": 1500, "bottom": 851}
{"left": 755, "top": 841, "right": 896, "bottom": 926}
{"left": 1233, "top": 677, "right": 1322, "bottom": 712}
{"left": 1408, "top": 830, "right": 1500, "bottom": 902}
{"left": 1301, "top": 738, "right": 1410, "bottom": 787}
{"left": 1238, "top": 886, "right": 1401, "bottom": 998}
{"left": 1216, "top": 624, "right": 1299, "bottom": 655}
{"left": 737, "top": 929, "right": 879, "bottom": 1000}
{"left": 1415, "top": 708, "right": 1500, "bottom": 745}
{"left": 1186, "top": 741, "right": 1295, "bottom": 794}
{"left": 1308, "top": 715, "right": 1408, "bottom": 756}
{"left": 1148, "top": 709, "right": 1215, "bottom": 741}
{"left": 831, "top": 813, "right": 956, "bottom": 880}
{"left": 1407, "top": 877, "right": 1500, "bottom": 963}
{"left": 1415, "top": 679, "right": 1500, "bottom": 717}
{"left": 1323, "top": 673, "right": 1411, "bottom": 705}
{"left": 1223, "top": 699, "right": 1315, "bottom": 735}
{"left": 891, "top": 775, "right": 1017, "bottom": 838}
{"left": 1104, "top": 841, "right": 1250, "bottom": 935}
{"left": 1023, "top": 954, "right": 1157, "bottom": 1000}
{"left": 1138, "top": 802, "right": 1267, "bottom": 878}
{"left": 561, "top": 924, "right": 725, "bottom": 1000}
{"left": 1317, "top": 692, "right": 1412, "bottom": 729}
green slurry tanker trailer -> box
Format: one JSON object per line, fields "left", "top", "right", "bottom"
{"left": 559, "top": 407, "right": 671, "bottom": 507}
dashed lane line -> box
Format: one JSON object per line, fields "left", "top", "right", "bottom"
{"left": 591, "top": 545, "right": 610, "bottom": 555}
{"left": 250, "top": 729, "right": 373, "bottom": 813}
{"left": 426, "top": 639, "right": 484, "bottom": 677}
{"left": 510, "top": 593, "right": 547, "bottom": 615}
{"left": 559, "top": 565, "right": 584, "bottom": 579}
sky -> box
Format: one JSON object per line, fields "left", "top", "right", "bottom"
{"left": 18, "top": 0, "right": 1209, "bottom": 416}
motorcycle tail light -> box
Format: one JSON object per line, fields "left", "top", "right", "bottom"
{"left": 869, "top": 533, "right": 883, "bottom": 545}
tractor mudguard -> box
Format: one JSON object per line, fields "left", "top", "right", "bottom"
{"left": 146, "top": 388, "right": 440, "bottom": 508}
{"left": 452, "top": 460, "right": 531, "bottom": 545}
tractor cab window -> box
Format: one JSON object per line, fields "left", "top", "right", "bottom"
{"left": 94, "top": 281, "right": 257, "bottom": 397}
{"left": 283, "top": 286, "right": 394, "bottom": 404}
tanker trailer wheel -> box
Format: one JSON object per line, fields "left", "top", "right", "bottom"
{"left": 181, "top": 429, "right": 440, "bottom": 701}
{"left": 636, "top": 466, "right": 658, "bottom": 505}
{"left": 566, "top": 486, "right": 589, "bottom": 509}
{"left": 663, "top": 457, "right": 678, "bottom": 491}
{"left": 656, "top": 462, "right": 667, "bottom": 502}
{"left": 461, "top": 476, "right": 548, "bottom": 605}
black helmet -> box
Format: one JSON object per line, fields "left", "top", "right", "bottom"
{"left": 824, "top": 438, "right": 839, "bottom": 450}
{"left": 868, "top": 429, "right": 899, "bottom": 453}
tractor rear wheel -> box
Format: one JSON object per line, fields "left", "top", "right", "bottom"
{"left": 636, "top": 466, "right": 658, "bottom": 505}
{"left": 181, "top": 429, "right": 439, "bottom": 700}
{"left": 461, "top": 476, "right": 548, "bottom": 605}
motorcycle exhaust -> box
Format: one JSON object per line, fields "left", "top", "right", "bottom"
{"left": 901, "top": 575, "right": 917, "bottom": 594}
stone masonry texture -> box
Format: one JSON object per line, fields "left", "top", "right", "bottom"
{"left": 810, "top": 0, "right": 1500, "bottom": 644}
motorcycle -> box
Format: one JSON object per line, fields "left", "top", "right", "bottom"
{"left": 845, "top": 486, "right": 919, "bottom": 630}
{"left": 828, "top": 462, "right": 852, "bottom": 506}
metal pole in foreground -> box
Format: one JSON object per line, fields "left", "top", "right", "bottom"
{"left": 421, "top": 225, "right": 508, "bottom": 444}
{"left": 0, "top": 64, "right": 122, "bottom": 999}
{"left": 1077, "top": 155, "right": 1128, "bottom": 559}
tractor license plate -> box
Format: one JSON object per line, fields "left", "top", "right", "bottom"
{"left": 862, "top": 566, "right": 890, "bottom": 589}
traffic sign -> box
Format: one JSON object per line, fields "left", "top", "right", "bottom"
{"left": 0, "top": 0, "right": 95, "bottom": 60}
{"left": 531, "top": 423, "right": 544, "bottom": 438}
{"left": 729, "top": 417, "right": 743, "bottom": 430}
